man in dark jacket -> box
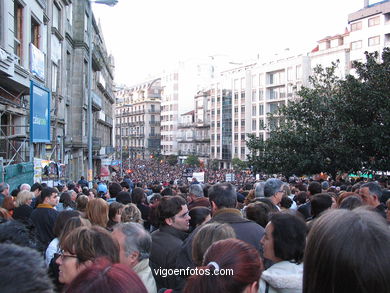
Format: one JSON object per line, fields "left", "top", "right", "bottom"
{"left": 176, "top": 182, "right": 265, "bottom": 270}
{"left": 150, "top": 196, "right": 190, "bottom": 290}
{"left": 30, "top": 187, "right": 59, "bottom": 252}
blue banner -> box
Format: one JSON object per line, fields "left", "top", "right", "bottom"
{"left": 30, "top": 81, "right": 51, "bottom": 143}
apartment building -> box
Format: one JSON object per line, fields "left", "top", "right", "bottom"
{"left": 208, "top": 53, "right": 311, "bottom": 168}
{"left": 348, "top": 0, "right": 390, "bottom": 66}
{"left": 115, "top": 79, "right": 162, "bottom": 160}
{"left": 177, "top": 90, "right": 210, "bottom": 164}
{"left": 160, "top": 59, "right": 213, "bottom": 156}
{"left": 0, "top": 0, "right": 114, "bottom": 180}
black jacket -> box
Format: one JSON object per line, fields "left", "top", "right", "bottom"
{"left": 150, "top": 225, "right": 188, "bottom": 290}
{"left": 30, "top": 204, "right": 59, "bottom": 251}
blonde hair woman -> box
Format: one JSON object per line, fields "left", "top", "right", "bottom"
{"left": 13, "top": 190, "right": 34, "bottom": 222}
{"left": 86, "top": 198, "right": 109, "bottom": 228}
{"left": 121, "top": 203, "right": 143, "bottom": 225}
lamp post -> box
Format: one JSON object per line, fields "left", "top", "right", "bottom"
{"left": 87, "top": 0, "right": 118, "bottom": 188}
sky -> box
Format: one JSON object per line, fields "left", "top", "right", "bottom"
{"left": 92, "top": 0, "right": 372, "bottom": 86}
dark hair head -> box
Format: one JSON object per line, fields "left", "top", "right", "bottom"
{"left": 31, "top": 183, "right": 43, "bottom": 192}
{"left": 41, "top": 187, "right": 58, "bottom": 202}
{"left": 60, "top": 226, "right": 119, "bottom": 264}
{"left": 184, "top": 238, "right": 263, "bottom": 293}
{"left": 161, "top": 187, "right": 173, "bottom": 196}
{"left": 108, "top": 202, "right": 124, "bottom": 222}
{"left": 188, "top": 207, "right": 211, "bottom": 232}
{"left": 132, "top": 188, "right": 146, "bottom": 205}
{"left": 157, "top": 196, "right": 186, "bottom": 225}
{"left": 59, "top": 192, "right": 75, "bottom": 209}
{"left": 191, "top": 223, "right": 236, "bottom": 266}
{"left": 116, "top": 191, "right": 132, "bottom": 205}
{"left": 308, "top": 182, "right": 322, "bottom": 196}
{"left": 64, "top": 258, "right": 147, "bottom": 293}
{"left": 245, "top": 202, "right": 271, "bottom": 228}
{"left": 269, "top": 213, "right": 307, "bottom": 263}
{"left": 59, "top": 216, "right": 91, "bottom": 242}
{"left": 53, "top": 210, "right": 80, "bottom": 237}
{"left": 280, "top": 196, "right": 293, "bottom": 209}
{"left": 310, "top": 193, "right": 332, "bottom": 218}
{"left": 109, "top": 183, "right": 122, "bottom": 198}
{"left": 339, "top": 195, "right": 363, "bottom": 210}
{"left": 303, "top": 208, "right": 390, "bottom": 293}
{"left": 120, "top": 181, "right": 130, "bottom": 190}
{"left": 0, "top": 243, "right": 54, "bottom": 293}
{"left": 208, "top": 183, "right": 237, "bottom": 209}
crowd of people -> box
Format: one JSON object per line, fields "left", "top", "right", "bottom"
{"left": 0, "top": 166, "right": 389, "bottom": 293}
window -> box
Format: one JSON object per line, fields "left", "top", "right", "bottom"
{"left": 53, "top": 4, "right": 61, "bottom": 30}
{"left": 51, "top": 62, "right": 58, "bottom": 92}
{"left": 241, "top": 119, "right": 245, "bottom": 127}
{"left": 234, "top": 120, "right": 238, "bottom": 127}
{"left": 368, "top": 16, "right": 380, "bottom": 27}
{"left": 269, "top": 102, "right": 279, "bottom": 114}
{"left": 351, "top": 21, "right": 362, "bottom": 32}
{"left": 259, "top": 89, "right": 264, "bottom": 101}
{"left": 259, "top": 119, "right": 264, "bottom": 129}
{"left": 31, "top": 17, "right": 40, "bottom": 48}
{"left": 14, "top": 1, "right": 24, "bottom": 64}
{"left": 252, "top": 119, "right": 256, "bottom": 131}
{"left": 252, "top": 105, "right": 256, "bottom": 116}
{"left": 259, "top": 104, "right": 264, "bottom": 116}
{"left": 351, "top": 40, "right": 362, "bottom": 50}
{"left": 252, "top": 89, "right": 257, "bottom": 101}
{"left": 241, "top": 106, "right": 245, "bottom": 113}
{"left": 368, "top": 36, "right": 380, "bottom": 46}
{"left": 234, "top": 134, "right": 238, "bottom": 140}
{"left": 259, "top": 73, "right": 264, "bottom": 86}
{"left": 84, "top": 13, "right": 89, "bottom": 32}
{"left": 66, "top": 3, "right": 73, "bottom": 24}
{"left": 234, "top": 107, "right": 238, "bottom": 113}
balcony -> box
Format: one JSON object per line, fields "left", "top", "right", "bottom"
{"left": 148, "top": 109, "right": 160, "bottom": 113}
{"left": 149, "top": 134, "right": 161, "bottom": 139}
{"left": 178, "top": 122, "right": 193, "bottom": 129}
{"left": 149, "top": 121, "right": 160, "bottom": 126}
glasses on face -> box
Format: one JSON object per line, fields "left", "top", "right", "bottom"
{"left": 58, "top": 250, "right": 78, "bottom": 261}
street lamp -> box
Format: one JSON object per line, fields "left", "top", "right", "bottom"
{"left": 87, "top": 0, "right": 118, "bottom": 188}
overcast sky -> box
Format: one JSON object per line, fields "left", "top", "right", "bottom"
{"left": 92, "top": 0, "right": 371, "bottom": 86}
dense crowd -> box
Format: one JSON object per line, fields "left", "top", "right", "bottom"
{"left": 0, "top": 167, "right": 389, "bottom": 293}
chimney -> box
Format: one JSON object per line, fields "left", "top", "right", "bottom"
{"left": 364, "top": 0, "right": 369, "bottom": 8}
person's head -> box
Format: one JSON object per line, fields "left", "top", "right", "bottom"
{"left": 0, "top": 243, "right": 54, "bottom": 293}
{"left": 310, "top": 193, "right": 332, "bottom": 218}
{"left": 295, "top": 191, "right": 308, "bottom": 205}
{"left": 63, "top": 257, "right": 147, "bottom": 293}
{"left": 157, "top": 196, "right": 190, "bottom": 231}
{"left": 184, "top": 239, "right": 262, "bottom": 293}
{"left": 192, "top": 223, "right": 236, "bottom": 266}
{"left": 188, "top": 207, "right": 211, "bottom": 232}
{"left": 261, "top": 213, "right": 307, "bottom": 264}
{"left": 40, "top": 187, "right": 59, "bottom": 207}
{"left": 120, "top": 181, "right": 130, "bottom": 192}
{"left": 254, "top": 181, "right": 265, "bottom": 198}
{"left": 208, "top": 182, "right": 237, "bottom": 212}
{"left": 131, "top": 187, "right": 146, "bottom": 205}
{"left": 263, "top": 178, "right": 284, "bottom": 205}
{"left": 121, "top": 203, "right": 143, "bottom": 224}
{"left": 58, "top": 216, "right": 91, "bottom": 242}
{"left": 280, "top": 196, "right": 293, "bottom": 209}
{"left": 59, "top": 192, "right": 74, "bottom": 208}
{"left": 359, "top": 182, "right": 383, "bottom": 207}
{"left": 189, "top": 184, "right": 204, "bottom": 199}
{"left": 0, "top": 183, "right": 10, "bottom": 196}
{"left": 303, "top": 208, "right": 390, "bottom": 293}
{"left": 339, "top": 195, "right": 363, "bottom": 210}
{"left": 0, "top": 220, "right": 36, "bottom": 249}
{"left": 15, "top": 190, "right": 34, "bottom": 207}
{"left": 86, "top": 198, "right": 109, "bottom": 227}
{"left": 57, "top": 226, "right": 119, "bottom": 285}
{"left": 109, "top": 183, "right": 122, "bottom": 198}
{"left": 308, "top": 181, "right": 322, "bottom": 196}
{"left": 76, "top": 195, "right": 89, "bottom": 212}
{"left": 31, "top": 182, "right": 43, "bottom": 196}
{"left": 245, "top": 202, "right": 271, "bottom": 228}
{"left": 109, "top": 202, "right": 124, "bottom": 224}
{"left": 20, "top": 183, "right": 31, "bottom": 191}
{"left": 53, "top": 210, "right": 81, "bottom": 238}
{"left": 112, "top": 222, "right": 151, "bottom": 268}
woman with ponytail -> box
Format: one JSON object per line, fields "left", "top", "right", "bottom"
{"left": 184, "top": 238, "right": 263, "bottom": 293}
